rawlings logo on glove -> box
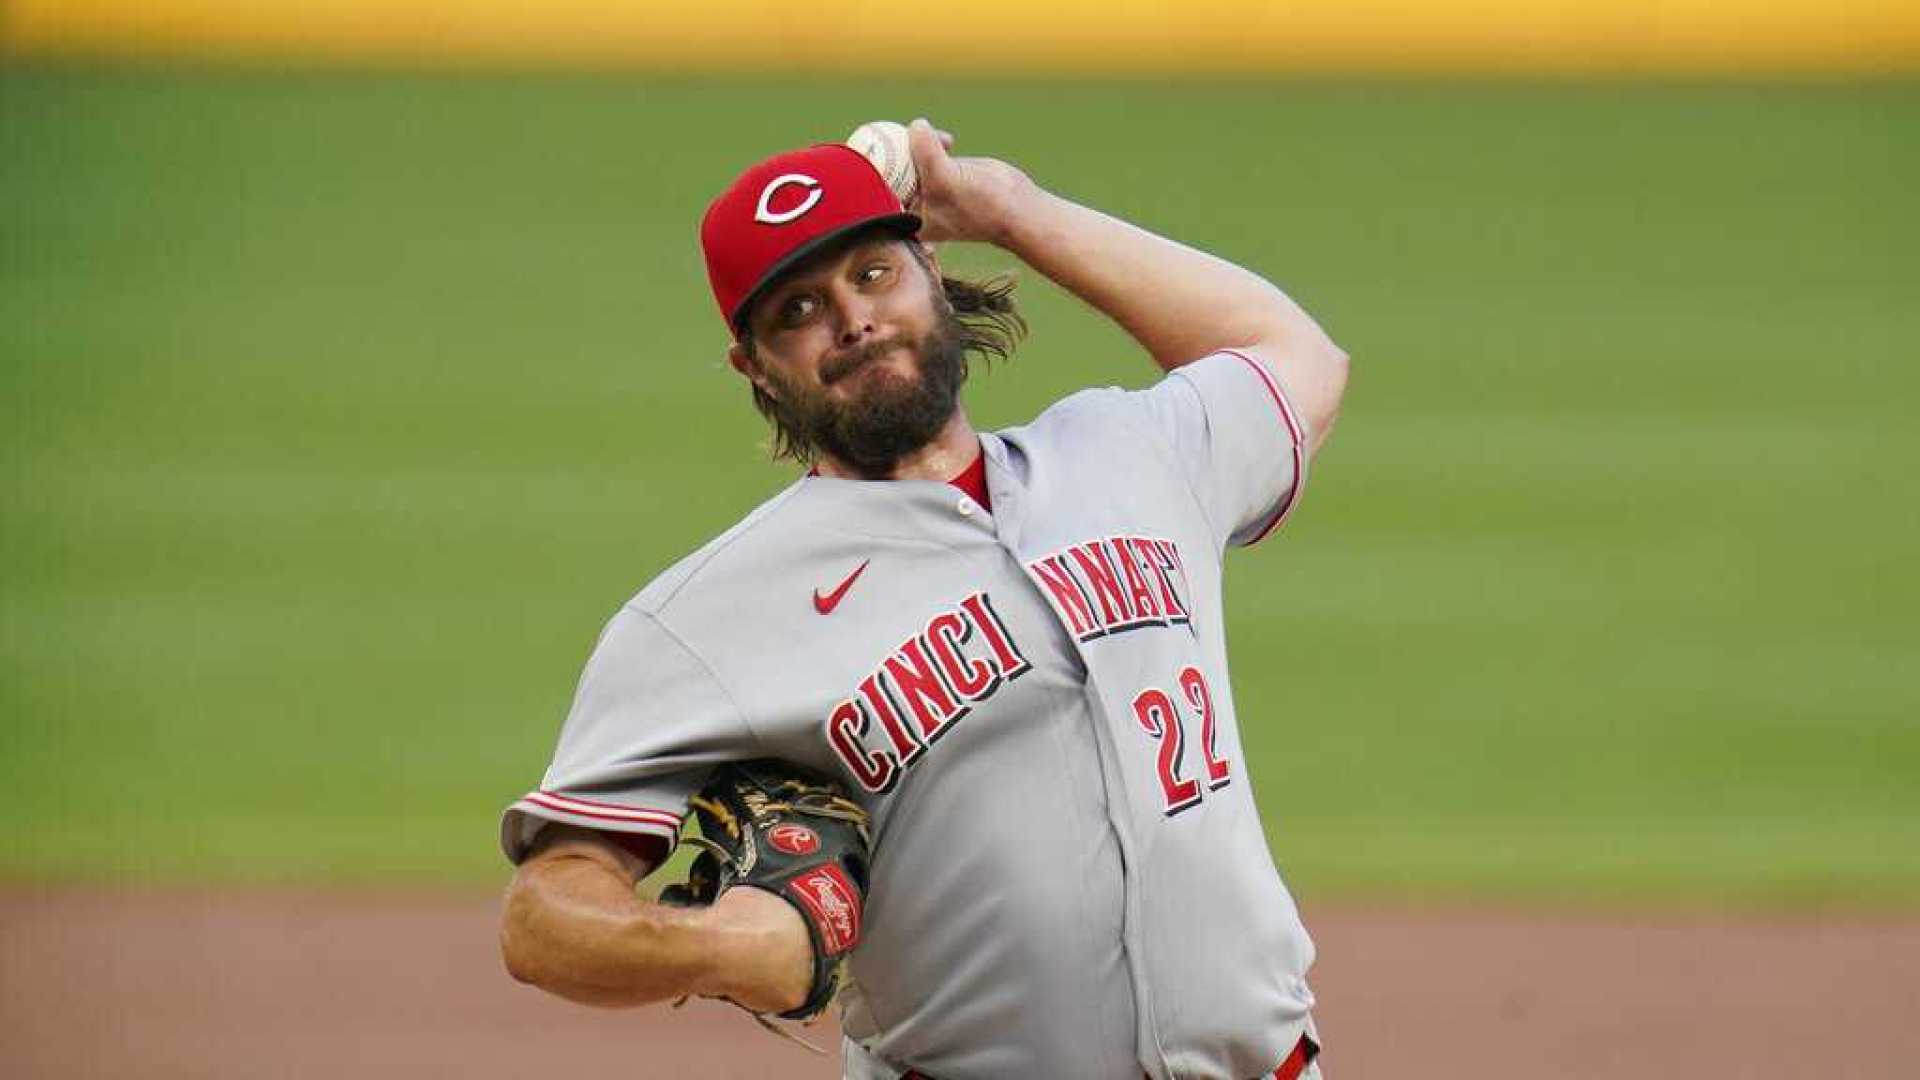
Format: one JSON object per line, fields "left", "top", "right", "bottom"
{"left": 769, "top": 823, "right": 823, "bottom": 856}
{"left": 789, "top": 864, "right": 862, "bottom": 954}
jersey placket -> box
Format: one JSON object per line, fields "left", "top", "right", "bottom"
{"left": 978, "top": 434, "right": 1174, "bottom": 1080}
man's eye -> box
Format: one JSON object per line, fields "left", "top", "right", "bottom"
{"left": 859, "top": 263, "right": 892, "bottom": 284}
{"left": 781, "top": 296, "right": 818, "bottom": 324}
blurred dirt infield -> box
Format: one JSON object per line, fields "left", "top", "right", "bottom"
{"left": 3, "top": 890, "right": 1915, "bottom": 1079}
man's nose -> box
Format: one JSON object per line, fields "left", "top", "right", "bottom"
{"left": 829, "top": 287, "right": 877, "bottom": 346}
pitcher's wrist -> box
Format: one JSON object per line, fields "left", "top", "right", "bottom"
{"left": 986, "top": 178, "right": 1054, "bottom": 252}
{"left": 689, "top": 888, "right": 811, "bottom": 1011}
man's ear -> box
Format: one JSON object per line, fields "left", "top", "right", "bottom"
{"left": 727, "top": 341, "right": 777, "bottom": 400}
{"left": 912, "top": 238, "right": 942, "bottom": 277}
{"left": 910, "top": 239, "right": 951, "bottom": 316}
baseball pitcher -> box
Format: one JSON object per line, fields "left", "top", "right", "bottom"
{"left": 499, "top": 119, "right": 1349, "bottom": 1080}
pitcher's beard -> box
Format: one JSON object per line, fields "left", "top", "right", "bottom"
{"left": 765, "top": 317, "right": 967, "bottom": 479}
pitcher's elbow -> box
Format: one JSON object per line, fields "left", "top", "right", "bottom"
{"left": 500, "top": 916, "right": 539, "bottom": 985}
{"left": 1301, "top": 340, "right": 1350, "bottom": 451}
{"left": 499, "top": 878, "right": 550, "bottom": 987}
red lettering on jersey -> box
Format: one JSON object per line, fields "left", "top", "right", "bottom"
{"left": 884, "top": 637, "right": 962, "bottom": 743}
{"left": 1029, "top": 555, "right": 1096, "bottom": 638}
{"left": 1067, "top": 542, "right": 1134, "bottom": 628}
{"left": 961, "top": 592, "right": 1030, "bottom": 680}
{"left": 1147, "top": 538, "right": 1192, "bottom": 624}
{"left": 926, "top": 610, "right": 994, "bottom": 699}
{"left": 1031, "top": 536, "right": 1188, "bottom": 640}
{"left": 859, "top": 673, "right": 926, "bottom": 767}
{"left": 1181, "top": 665, "right": 1231, "bottom": 788}
{"left": 1134, "top": 685, "right": 1203, "bottom": 815}
{"left": 825, "top": 591, "right": 1026, "bottom": 792}
{"left": 1113, "top": 536, "right": 1163, "bottom": 624}
{"left": 1161, "top": 537, "right": 1190, "bottom": 579}
{"left": 825, "top": 697, "right": 898, "bottom": 793}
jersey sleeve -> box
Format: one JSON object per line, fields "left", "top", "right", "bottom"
{"left": 1133, "top": 348, "right": 1311, "bottom": 549}
{"left": 499, "top": 605, "right": 757, "bottom": 865}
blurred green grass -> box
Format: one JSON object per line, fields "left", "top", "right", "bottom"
{"left": 3, "top": 70, "right": 1915, "bottom": 906}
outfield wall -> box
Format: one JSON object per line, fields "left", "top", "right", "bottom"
{"left": 7, "top": 0, "right": 1918, "bottom": 74}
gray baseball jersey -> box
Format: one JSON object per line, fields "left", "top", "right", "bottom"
{"left": 501, "top": 347, "right": 1315, "bottom": 1080}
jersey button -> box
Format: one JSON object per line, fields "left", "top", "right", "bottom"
{"left": 955, "top": 496, "right": 976, "bottom": 517}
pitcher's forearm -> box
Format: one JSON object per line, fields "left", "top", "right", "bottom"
{"left": 501, "top": 853, "right": 716, "bottom": 1007}
{"left": 996, "top": 186, "right": 1338, "bottom": 375}
{"left": 905, "top": 116, "right": 1347, "bottom": 435}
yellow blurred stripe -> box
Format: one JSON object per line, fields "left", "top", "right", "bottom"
{"left": 7, "top": 0, "right": 1919, "bottom": 73}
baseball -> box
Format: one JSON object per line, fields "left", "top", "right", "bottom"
{"left": 846, "top": 120, "right": 919, "bottom": 205}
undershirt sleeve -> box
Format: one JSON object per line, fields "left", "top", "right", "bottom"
{"left": 498, "top": 605, "right": 758, "bottom": 864}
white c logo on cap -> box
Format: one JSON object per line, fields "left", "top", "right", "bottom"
{"left": 754, "top": 173, "right": 823, "bottom": 225}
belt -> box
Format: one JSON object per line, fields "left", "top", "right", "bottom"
{"left": 900, "top": 1031, "right": 1317, "bottom": 1080}
{"left": 1268, "top": 1032, "right": 1317, "bottom": 1080}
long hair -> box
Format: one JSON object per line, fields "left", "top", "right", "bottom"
{"left": 936, "top": 265, "right": 1026, "bottom": 367}
{"left": 740, "top": 246, "right": 1027, "bottom": 465}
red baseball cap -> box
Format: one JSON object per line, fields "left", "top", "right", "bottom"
{"left": 700, "top": 143, "right": 921, "bottom": 336}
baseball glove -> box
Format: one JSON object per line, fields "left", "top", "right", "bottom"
{"left": 661, "top": 759, "right": 873, "bottom": 1023}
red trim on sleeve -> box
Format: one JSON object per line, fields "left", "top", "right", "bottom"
{"left": 520, "top": 791, "right": 683, "bottom": 830}
{"left": 1218, "top": 349, "right": 1307, "bottom": 544}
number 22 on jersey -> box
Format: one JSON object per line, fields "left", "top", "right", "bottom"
{"left": 1132, "top": 666, "right": 1231, "bottom": 815}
